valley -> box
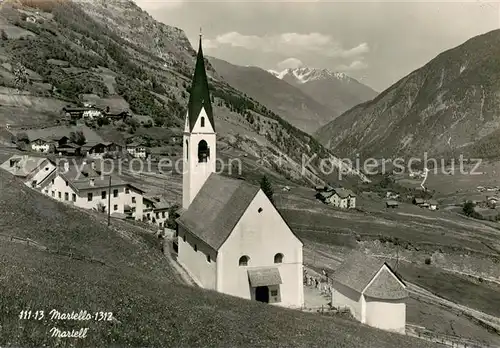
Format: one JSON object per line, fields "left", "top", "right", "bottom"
{"left": 0, "top": 0, "right": 499, "bottom": 347}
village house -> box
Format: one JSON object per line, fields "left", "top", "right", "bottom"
{"left": 331, "top": 252, "right": 408, "bottom": 334}
{"left": 487, "top": 196, "right": 498, "bottom": 208}
{"left": 81, "top": 142, "right": 123, "bottom": 159}
{"left": 386, "top": 200, "right": 399, "bottom": 208}
{"left": 473, "top": 206, "right": 500, "bottom": 221}
{"left": 428, "top": 199, "right": 438, "bottom": 210}
{"left": 412, "top": 197, "right": 424, "bottom": 205}
{"left": 318, "top": 188, "right": 356, "bottom": 208}
{"left": 30, "top": 138, "right": 55, "bottom": 153}
{"left": 143, "top": 196, "right": 170, "bottom": 229}
{"left": 126, "top": 142, "right": 148, "bottom": 158}
{"left": 38, "top": 161, "right": 145, "bottom": 219}
{"left": 175, "top": 35, "right": 304, "bottom": 308}
{"left": 0, "top": 155, "right": 56, "bottom": 188}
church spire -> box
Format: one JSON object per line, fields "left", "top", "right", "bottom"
{"left": 187, "top": 29, "right": 215, "bottom": 132}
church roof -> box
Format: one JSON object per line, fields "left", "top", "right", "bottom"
{"left": 187, "top": 36, "right": 215, "bottom": 132}
{"left": 331, "top": 252, "right": 406, "bottom": 299}
{"left": 176, "top": 174, "right": 259, "bottom": 251}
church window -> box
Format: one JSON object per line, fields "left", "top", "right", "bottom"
{"left": 186, "top": 140, "right": 189, "bottom": 160}
{"left": 258, "top": 207, "right": 263, "bottom": 213}
{"left": 194, "top": 244, "right": 197, "bottom": 252}
{"left": 183, "top": 234, "right": 186, "bottom": 242}
{"left": 239, "top": 255, "right": 249, "bottom": 266}
{"left": 274, "top": 253, "right": 284, "bottom": 264}
{"left": 206, "top": 254, "right": 211, "bottom": 263}
{"left": 201, "top": 117, "right": 205, "bottom": 127}
{"left": 198, "top": 140, "right": 209, "bottom": 163}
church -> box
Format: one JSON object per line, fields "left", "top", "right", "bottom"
{"left": 175, "top": 34, "right": 304, "bottom": 308}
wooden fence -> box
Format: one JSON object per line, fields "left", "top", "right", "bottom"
{"left": 406, "top": 324, "right": 500, "bottom": 348}
{"left": 0, "top": 233, "right": 106, "bottom": 266}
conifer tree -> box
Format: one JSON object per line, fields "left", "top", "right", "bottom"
{"left": 260, "top": 175, "right": 274, "bottom": 204}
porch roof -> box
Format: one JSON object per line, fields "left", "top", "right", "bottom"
{"left": 247, "top": 267, "right": 282, "bottom": 287}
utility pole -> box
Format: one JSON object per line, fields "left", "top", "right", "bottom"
{"left": 107, "top": 175, "right": 111, "bottom": 227}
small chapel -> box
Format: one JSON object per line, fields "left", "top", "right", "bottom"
{"left": 175, "top": 33, "right": 304, "bottom": 308}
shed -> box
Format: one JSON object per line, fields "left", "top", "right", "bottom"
{"left": 386, "top": 200, "right": 399, "bottom": 208}
{"left": 412, "top": 198, "right": 424, "bottom": 205}
{"left": 331, "top": 252, "right": 407, "bottom": 334}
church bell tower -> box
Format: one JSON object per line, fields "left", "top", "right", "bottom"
{"left": 182, "top": 30, "right": 216, "bottom": 210}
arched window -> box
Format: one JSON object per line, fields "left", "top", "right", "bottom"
{"left": 206, "top": 254, "right": 211, "bottom": 263}
{"left": 194, "top": 244, "right": 197, "bottom": 252}
{"left": 200, "top": 117, "right": 205, "bottom": 127}
{"left": 239, "top": 255, "right": 250, "bottom": 266}
{"left": 198, "top": 140, "right": 209, "bottom": 163}
{"left": 185, "top": 140, "right": 189, "bottom": 160}
{"left": 274, "top": 253, "right": 284, "bottom": 264}
{"left": 183, "top": 234, "right": 186, "bottom": 242}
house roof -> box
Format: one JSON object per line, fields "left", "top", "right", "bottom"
{"left": 332, "top": 252, "right": 406, "bottom": 300}
{"left": 187, "top": 36, "right": 215, "bottom": 132}
{"left": 386, "top": 200, "right": 399, "bottom": 206}
{"left": 413, "top": 198, "right": 424, "bottom": 203}
{"left": 319, "top": 191, "right": 334, "bottom": 199}
{"left": 0, "top": 155, "right": 53, "bottom": 177}
{"left": 363, "top": 267, "right": 408, "bottom": 300}
{"left": 176, "top": 174, "right": 260, "bottom": 251}
{"left": 333, "top": 188, "right": 356, "bottom": 199}
{"left": 247, "top": 267, "right": 282, "bottom": 287}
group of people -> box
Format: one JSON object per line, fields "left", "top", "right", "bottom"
{"left": 303, "top": 269, "right": 332, "bottom": 294}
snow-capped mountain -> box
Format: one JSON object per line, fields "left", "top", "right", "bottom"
{"left": 267, "top": 67, "right": 378, "bottom": 119}
{"left": 268, "top": 67, "right": 350, "bottom": 84}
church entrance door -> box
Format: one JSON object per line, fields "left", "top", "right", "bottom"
{"left": 255, "top": 286, "right": 269, "bottom": 303}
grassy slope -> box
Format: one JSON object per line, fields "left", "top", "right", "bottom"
{"left": 0, "top": 170, "right": 438, "bottom": 348}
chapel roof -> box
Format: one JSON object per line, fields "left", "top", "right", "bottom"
{"left": 331, "top": 251, "right": 407, "bottom": 300}
{"left": 176, "top": 174, "right": 259, "bottom": 251}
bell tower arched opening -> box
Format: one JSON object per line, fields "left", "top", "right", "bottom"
{"left": 198, "top": 140, "right": 209, "bottom": 163}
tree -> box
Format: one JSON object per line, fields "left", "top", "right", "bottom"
{"left": 13, "top": 63, "right": 30, "bottom": 92}
{"left": 69, "top": 130, "right": 86, "bottom": 145}
{"left": 260, "top": 175, "right": 274, "bottom": 204}
{"left": 463, "top": 201, "right": 475, "bottom": 216}
{"left": 16, "top": 132, "right": 29, "bottom": 143}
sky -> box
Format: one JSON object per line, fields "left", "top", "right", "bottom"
{"left": 135, "top": 0, "right": 500, "bottom": 91}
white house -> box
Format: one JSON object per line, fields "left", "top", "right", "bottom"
{"left": 30, "top": 138, "right": 55, "bottom": 153}
{"left": 126, "top": 142, "right": 148, "bottom": 158}
{"left": 82, "top": 108, "right": 103, "bottom": 119}
{"left": 318, "top": 188, "right": 356, "bottom": 208}
{"left": 428, "top": 199, "right": 438, "bottom": 211}
{"left": 0, "top": 155, "right": 56, "bottom": 188}
{"left": 331, "top": 252, "right": 408, "bottom": 334}
{"left": 175, "top": 35, "right": 304, "bottom": 308}
{"left": 143, "top": 196, "right": 170, "bottom": 229}
{"left": 39, "top": 161, "right": 145, "bottom": 219}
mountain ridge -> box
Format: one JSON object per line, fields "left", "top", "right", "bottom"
{"left": 315, "top": 28, "right": 500, "bottom": 160}
{"left": 269, "top": 66, "right": 378, "bottom": 123}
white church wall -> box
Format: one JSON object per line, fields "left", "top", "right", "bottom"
{"left": 177, "top": 225, "right": 217, "bottom": 289}
{"left": 331, "top": 281, "right": 362, "bottom": 321}
{"left": 218, "top": 190, "right": 304, "bottom": 308}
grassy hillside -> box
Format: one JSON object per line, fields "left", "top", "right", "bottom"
{"left": 0, "top": 170, "right": 440, "bottom": 347}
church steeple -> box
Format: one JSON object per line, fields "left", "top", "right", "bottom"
{"left": 182, "top": 28, "right": 217, "bottom": 210}
{"left": 187, "top": 30, "right": 215, "bottom": 132}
